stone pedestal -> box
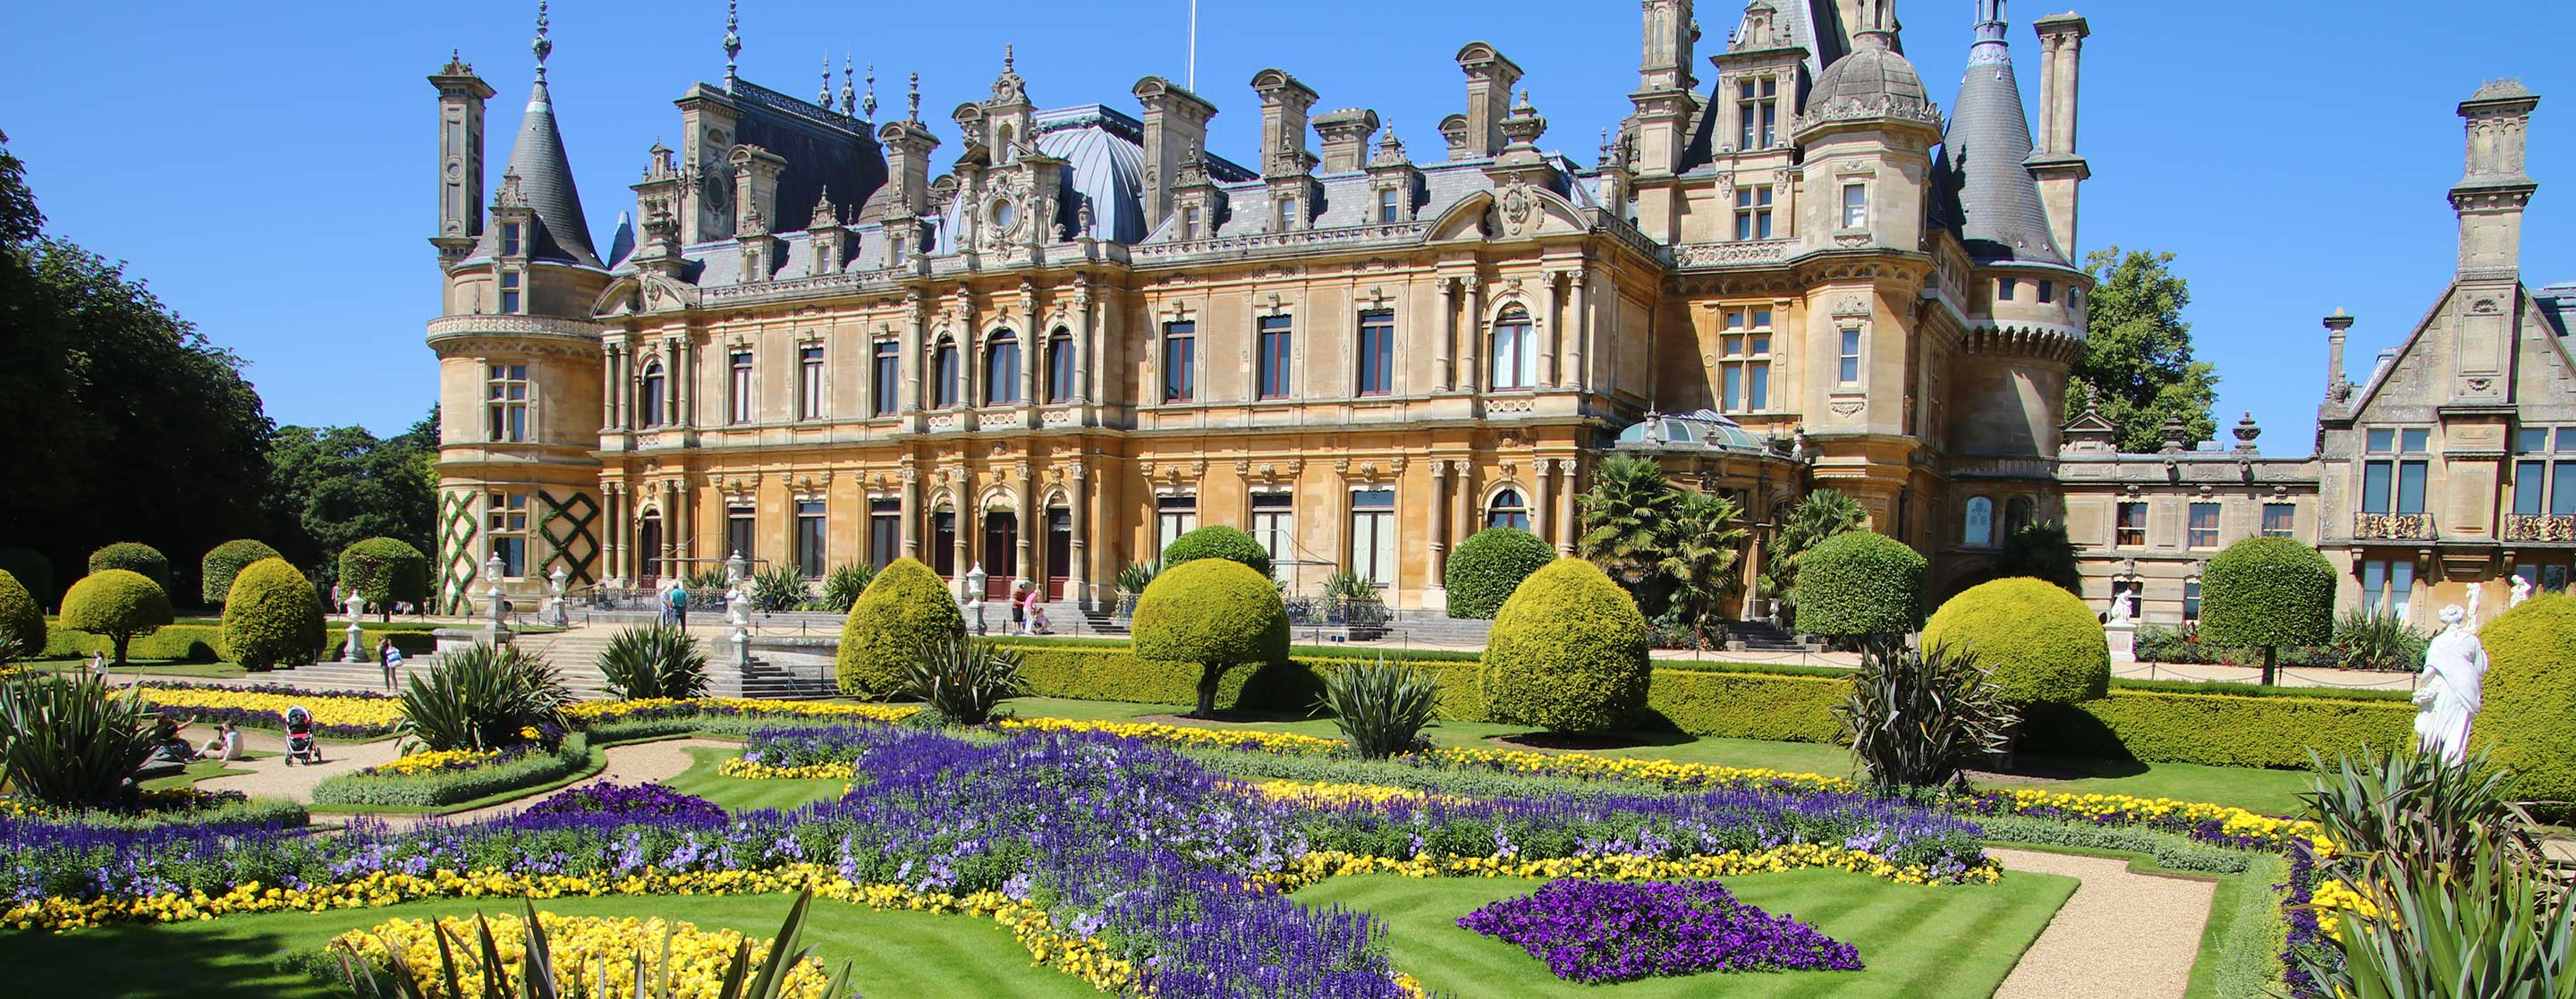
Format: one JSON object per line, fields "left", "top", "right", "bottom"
{"left": 2105, "top": 620, "right": 2138, "bottom": 664}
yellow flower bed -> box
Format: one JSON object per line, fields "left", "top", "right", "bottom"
{"left": 365, "top": 749, "right": 505, "bottom": 778}
{"left": 564, "top": 698, "right": 919, "bottom": 727}
{"left": 1980, "top": 788, "right": 2334, "bottom": 855}
{"left": 1246, "top": 779, "right": 1466, "bottom": 808}
{"left": 1253, "top": 842, "right": 1994, "bottom": 892}
{"left": 2309, "top": 877, "right": 2379, "bottom": 943}
{"left": 1421, "top": 746, "right": 1856, "bottom": 793}
{"left": 129, "top": 686, "right": 403, "bottom": 730}
{"left": 333, "top": 912, "right": 835, "bottom": 999}
{"left": 717, "top": 759, "right": 855, "bottom": 782}
{"left": 994, "top": 716, "right": 1344, "bottom": 755}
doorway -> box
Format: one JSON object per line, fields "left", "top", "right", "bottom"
{"left": 1046, "top": 508, "right": 1072, "bottom": 599}
{"left": 983, "top": 511, "right": 1018, "bottom": 597}
{"left": 637, "top": 513, "right": 664, "bottom": 586}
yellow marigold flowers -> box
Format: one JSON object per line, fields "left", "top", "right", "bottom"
{"left": 995, "top": 715, "right": 1346, "bottom": 754}
{"left": 365, "top": 748, "right": 506, "bottom": 777}
{"left": 333, "top": 912, "right": 837, "bottom": 999}
{"left": 1420, "top": 746, "right": 1856, "bottom": 793}
{"left": 1979, "top": 788, "right": 2332, "bottom": 851}
{"left": 1247, "top": 779, "right": 1466, "bottom": 808}
{"left": 718, "top": 759, "right": 854, "bottom": 781}
{"left": 141, "top": 686, "right": 404, "bottom": 730}
{"left": 2309, "top": 877, "right": 2381, "bottom": 943}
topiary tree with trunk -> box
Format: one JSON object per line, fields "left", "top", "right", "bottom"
{"left": 87, "top": 543, "right": 170, "bottom": 592}
{"left": 835, "top": 558, "right": 965, "bottom": 699}
{"left": 200, "top": 538, "right": 283, "bottom": 607}
{"left": 2199, "top": 537, "right": 2334, "bottom": 686}
{"left": 1131, "top": 558, "right": 1289, "bottom": 718}
{"left": 59, "top": 569, "right": 174, "bottom": 666}
{"left": 1445, "top": 527, "right": 1557, "bottom": 620}
{"left": 1479, "top": 558, "right": 1651, "bottom": 733}
{"left": 338, "top": 538, "right": 429, "bottom": 622}
{"left": 220, "top": 556, "right": 325, "bottom": 670}
{"left": 1793, "top": 531, "right": 1927, "bottom": 640}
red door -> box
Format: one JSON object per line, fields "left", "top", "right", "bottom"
{"left": 983, "top": 512, "right": 1018, "bottom": 597}
{"left": 1046, "top": 509, "right": 1072, "bottom": 599}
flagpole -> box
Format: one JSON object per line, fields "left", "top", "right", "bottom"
{"left": 1187, "top": 0, "right": 1198, "bottom": 91}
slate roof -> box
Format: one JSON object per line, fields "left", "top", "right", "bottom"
{"left": 493, "top": 77, "right": 600, "bottom": 267}
{"left": 2537, "top": 280, "right": 2576, "bottom": 337}
{"left": 1938, "top": 5, "right": 2063, "bottom": 266}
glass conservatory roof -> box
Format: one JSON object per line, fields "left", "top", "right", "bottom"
{"left": 1614, "top": 410, "right": 1775, "bottom": 456}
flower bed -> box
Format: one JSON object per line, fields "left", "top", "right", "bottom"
{"left": 0, "top": 788, "right": 306, "bottom": 832}
{"left": 519, "top": 782, "right": 725, "bottom": 825}
{"left": 1459, "top": 878, "right": 1863, "bottom": 982}
{"left": 133, "top": 681, "right": 402, "bottom": 739}
{"left": 329, "top": 911, "right": 841, "bottom": 998}
{"left": 309, "top": 736, "right": 589, "bottom": 809}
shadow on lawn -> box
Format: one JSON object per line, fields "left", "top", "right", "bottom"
{"left": 0, "top": 919, "right": 329, "bottom": 997}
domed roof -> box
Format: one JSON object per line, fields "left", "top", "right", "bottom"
{"left": 1809, "top": 42, "right": 1931, "bottom": 116}
{"left": 1614, "top": 410, "right": 1775, "bottom": 457}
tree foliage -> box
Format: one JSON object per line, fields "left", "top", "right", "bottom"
{"left": 219, "top": 557, "right": 325, "bottom": 670}
{"left": 1793, "top": 531, "right": 1927, "bottom": 639}
{"left": 59, "top": 569, "right": 174, "bottom": 666}
{"left": 1481, "top": 559, "right": 1651, "bottom": 733}
{"left": 1576, "top": 455, "right": 1749, "bottom": 624}
{"left": 1761, "top": 489, "right": 1868, "bottom": 611}
{"left": 1131, "top": 558, "right": 1290, "bottom": 718}
{"left": 1992, "top": 521, "right": 2082, "bottom": 595}
{"left": 2068, "top": 247, "right": 2219, "bottom": 453}
{"left": 1658, "top": 490, "right": 1750, "bottom": 633}
{"left": 1576, "top": 455, "right": 1682, "bottom": 592}
{"left": 265, "top": 413, "right": 440, "bottom": 581}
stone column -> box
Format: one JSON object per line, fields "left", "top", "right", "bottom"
{"left": 1555, "top": 458, "right": 1578, "bottom": 555}
{"left": 1531, "top": 463, "right": 1552, "bottom": 547}
{"left": 603, "top": 485, "right": 623, "bottom": 583}
{"left": 1019, "top": 287, "right": 1042, "bottom": 412}
{"left": 1460, "top": 276, "right": 1484, "bottom": 393}
{"left": 1428, "top": 461, "right": 1451, "bottom": 585}
{"left": 1436, "top": 278, "right": 1456, "bottom": 391}
{"left": 1544, "top": 270, "right": 1568, "bottom": 387}
{"left": 1451, "top": 459, "right": 1473, "bottom": 548}
{"left": 1568, "top": 272, "right": 1590, "bottom": 393}
{"left": 663, "top": 339, "right": 682, "bottom": 427}
{"left": 1066, "top": 462, "right": 1090, "bottom": 606}
{"left": 1073, "top": 279, "right": 1097, "bottom": 402}
{"left": 951, "top": 470, "right": 974, "bottom": 599}
{"left": 1015, "top": 465, "right": 1036, "bottom": 588}
{"left": 601, "top": 347, "right": 619, "bottom": 428}
{"left": 901, "top": 291, "right": 926, "bottom": 415}
{"left": 662, "top": 480, "right": 682, "bottom": 573}
{"left": 899, "top": 466, "right": 920, "bottom": 558}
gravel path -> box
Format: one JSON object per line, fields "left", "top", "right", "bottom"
{"left": 1990, "top": 847, "right": 2216, "bottom": 999}
{"left": 198, "top": 729, "right": 403, "bottom": 801}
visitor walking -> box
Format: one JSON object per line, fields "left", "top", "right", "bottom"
{"left": 89, "top": 650, "right": 107, "bottom": 679}
{"left": 1007, "top": 581, "right": 1030, "bottom": 635}
{"left": 670, "top": 580, "right": 691, "bottom": 630}
{"left": 377, "top": 637, "right": 403, "bottom": 690}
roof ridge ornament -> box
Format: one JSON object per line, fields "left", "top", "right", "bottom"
{"left": 818, "top": 52, "right": 832, "bottom": 106}
{"left": 723, "top": 0, "right": 742, "bottom": 92}
{"left": 908, "top": 71, "right": 922, "bottom": 122}
{"left": 861, "top": 62, "right": 877, "bottom": 119}
{"left": 530, "top": 0, "right": 551, "bottom": 82}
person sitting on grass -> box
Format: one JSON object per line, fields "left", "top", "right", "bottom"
{"left": 147, "top": 715, "right": 199, "bottom": 766}
{"left": 199, "top": 721, "right": 243, "bottom": 762}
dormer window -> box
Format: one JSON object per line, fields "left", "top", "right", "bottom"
{"left": 1276, "top": 195, "right": 1299, "bottom": 231}
{"left": 888, "top": 233, "right": 907, "bottom": 267}
{"left": 500, "top": 223, "right": 522, "bottom": 257}
{"left": 1733, "top": 186, "right": 1773, "bottom": 240}
{"left": 1180, "top": 206, "right": 1202, "bottom": 241}
{"left": 1737, "top": 77, "right": 1779, "bottom": 150}
{"left": 1377, "top": 188, "right": 1401, "bottom": 224}
{"left": 499, "top": 272, "right": 521, "bottom": 315}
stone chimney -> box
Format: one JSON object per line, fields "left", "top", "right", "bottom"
{"left": 727, "top": 144, "right": 788, "bottom": 239}
{"left": 1438, "top": 114, "right": 1472, "bottom": 161}
{"left": 2029, "top": 11, "right": 2092, "bottom": 259}
{"left": 1133, "top": 76, "right": 1219, "bottom": 232}
{"left": 1250, "top": 69, "right": 1320, "bottom": 178}
{"left": 1454, "top": 42, "right": 1523, "bottom": 158}
{"left": 1314, "top": 108, "right": 1379, "bottom": 174}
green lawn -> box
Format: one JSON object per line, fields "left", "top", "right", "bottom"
{"left": 665, "top": 747, "right": 848, "bottom": 813}
{"left": 30, "top": 660, "right": 250, "bottom": 679}
{"left": 0, "top": 891, "right": 1097, "bottom": 999}
{"left": 1295, "top": 868, "right": 2075, "bottom": 999}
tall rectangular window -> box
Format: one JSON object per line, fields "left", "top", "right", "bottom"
{"left": 1840, "top": 183, "right": 1867, "bottom": 229}
{"left": 1251, "top": 492, "right": 1294, "bottom": 583}
{"left": 2361, "top": 428, "right": 2430, "bottom": 515}
{"left": 1733, "top": 185, "right": 1774, "bottom": 241}
{"left": 500, "top": 223, "right": 521, "bottom": 257}
{"left": 2262, "top": 504, "right": 2296, "bottom": 538}
{"left": 499, "top": 272, "right": 521, "bottom": 314}
{"left": 1837, "top": 328, "right": 1862, "bottom": 385}
{"left": 931, "top": 511, "right": 956, "bottom": 577}
{"left": 1046, "top": 330, "right": 1075, "bottom": 403}
{"left": 2360, "top": 560, "right": 2387, "bottom": 614}
{"left": 485, "top": 363, "right": 529, "bottom": 443}
{"left": 1180, "top": 206, "right": 1202, "bottom": 241}
{"left": 2182, "top": 580, "right": 2202, "bottom": 622}
{"left": 1156, "top": 495, "right": 1199, "bottom": 555}
{"left": 2038, "top": 280, "right": 2056, "bottom": 304}
{"left": 726, "top": 505, "right": 755, "bottom": 564}
{"left": 1717, "top": 307, "right": 1773, "bottom": 413}
{"left": 486, "top": 492, "right": 529, "bottom": 578}
{"left": 932, "top": 340, "right": 960, "bottom": 408}
{"left": 794, "top": 500, "right": 826, "bottom": 578}
{"left": 1996, "top": 278, "right": 2016, "bottom": 302}
{"left": 2392, "top": 559, "right": 2417, "bottom": 622}
{"left": 1736, "top": 77, "right": 1777, "bottom": 149}
{"left": 2115, "top": 501, "right": 2148, "bottom": 547}
{"left": 1276, "top": 195, "right": 1299, "bottom": 231}
{"left": 1162, "top": 322, "right": 1196, "bottom": 402}
{"left": 1357, "top": 310, "right": 1394, "bottom": 396}
{"left": 872, "top": 340, "right": 899, "bottom": 417}
{"left": 796, "top": 346, "right": 826, "bottom": 420}
{"left": 1377, "top": 188, "right": 1401, "bottom": 224}
{"left": 1258, "top": 315, "right": 1293, "bottom": 400}
{"left": 2188, "top": 502, "right": 2221, "bottom": 549}
{"left": 727, "top": 351, "right": 754, "bottom": 424}
{"left": 868, "top": 497, "right": 901, "bottom": 570}
{"left": 1349, "top": 489, "right": 1396, "bottom": 588}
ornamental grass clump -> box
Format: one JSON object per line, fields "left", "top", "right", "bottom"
{"left": 1317, "top": 656, "right": 1438, "bottom": 758}
{"left": 1458, "top": 878, "right": 1863, "bottom": 983}
{"left": 596, "top": 623, "right": 710, "bottom": 699}
{"left": 1835, "top": 640, "right": 2017, "bottom": 796}
{"left": 0, "top": 673, "right": 157, "bottom": 808}
{"left": 818, "top": 563, "right": 876, "bottom": 614}
{"left": 394, "top": 641, "right": 570, "bottom": 753}
{"left": 899, "top": 638, "right": 1025, "bottom": 725}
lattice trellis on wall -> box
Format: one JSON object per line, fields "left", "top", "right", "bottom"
{"left": 538, "top": 489, "right": 601, "bottom": 586}
{"left": 436, "top": 489, "right": 480, "bottom": 615}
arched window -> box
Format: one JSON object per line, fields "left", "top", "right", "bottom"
{"left": 1489, "top": 308, "right": 1534, "bottom": 389}
{"left": 932, "top": 338, "right": 960, "bottom": 408}
{"left": 985, "top": 330, "right": 1022, "bottom": 405}
{"left": 1046, "top": 328, "right": 1075, "bottom": 402}
{"left": 638, "top": 361, "right": 666, "bottom": 428}
{"left": 1963, "top": 496, "right": 1995, "bottom": 547}
{"left": 1486, "top": 488, "right": 1531, "bottom": 531}
{"left": 2004, "top": 497, "right": 2034, "bottom": 538}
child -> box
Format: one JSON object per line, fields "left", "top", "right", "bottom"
{"left": 378, "top": 637, "right": 403, "bottom": 690}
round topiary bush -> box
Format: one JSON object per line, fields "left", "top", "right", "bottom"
{"left": 0, "top": 569, "right": 42, "bottom": 657}
{"left": 339, "top": 538, "right": 430, "bottom": 617}
{"left": 1921, "top": 577, "right": 2109, "bottom": 705}
{"left": 1158, "top": 525, "right": 1275, "bottom": 580}
{"left": 0, "top": 548, "right": 52, "bottom": 612}
{"left": 1479, "top": 558, "right": 1651, "bottom": 733}
{"left": 200, "top": 539, "right": 284, "bottom": 607}
{"left": 836, "top": 557, "right": 965, "bottom": 699}
{"left": 1131, "top": 557, "right": 1290, "bottom": 718}
{"left": 1794, "top": 531, "right": 1927, "bottom": 638}
{"left": 2468, "top": 592, "right": 2576, "bottom": 822}
{"left": 2199, "top": 537, "right": 2335, "bottom": 683}
{"left": 220, "top": 557, "right": 325, "bottom": 670}
{"left": 59, "top": 569, "right": 174, "bottom": 665}
{"left": 1445, "top": 527, "right": 1558, "bottom": 620}
{"left": 88, "top": 543, "right": 170, "bottom": 591}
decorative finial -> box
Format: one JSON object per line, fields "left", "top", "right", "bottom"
{"left": 819, "top": 53, "right": 832, "bottom": 106}
{"left": 1516, "top": 88, "right": 1532, "bottom": 111}
{"left": 531, "top": 0, "right": 552, "bottom": 80}
{"left": 1004, "top": 44, "right": 1014, "bottom": 73}
{"left": 907, "top": 71, "right": 921, "bottom": 122}
{"left": 723, "top": 0, "right": 742, "bottom": 89}
{"left": 861, "top": 63, "right": 877, "bottom": 119}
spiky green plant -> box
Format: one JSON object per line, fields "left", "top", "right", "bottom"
{"left": 394, "top": 642, "right": 571, "bottom": 753}
{"left": 1321, "top": 570, "right": 1379, "bottom": 603}
{"left": 595, "top": 624, "right": 710, "bottom": 700}
{"left": 1835, "top": 640, "right": 2018, "bottom": 796}
{"left": 685, "top": 567, "right": 732, "bottom": 593}
{"left": 747, "top": 565, "right": 810, "bottom": 613}
{"left": 1575, "top": 454, "right": 1682, "bottom": 588}
{"left": 1657, "top": 489, "right": 1749, "bottom": 634}
{"left": 1114, "top": 559, "right": 1161, "bottom": 597}
{"left": 2294, "top": 829, "right": 2576, "bottom": 999}
{"left": 818, "top": 563, "right": 877, "bottom": 614}
{"left": 332, "top": 891, "right": 852, "bottom": 999}
{"left": 0, "top": 672, "right": 157, "bottom": 807}
{"left": 899, "top": 638, "right": 1025, "bottom": 726}
{"left": 2328, "top": 608, "right": 2431, "bottom": 673}
{"left": 1318, "top": 656, "right": 1440, "bottom": 758}
{"left": 2301, "top": 745, "right": 2546, "bottom": 878}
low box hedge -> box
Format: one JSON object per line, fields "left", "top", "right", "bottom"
{"left": 39, "top": 622, "right": 436, "bottom": 664}
{"left": 2028, "top": 688, "right": 2413, "bottom": 770}
{"left": 309, "top": 736, "right": 590, "bottom": 809}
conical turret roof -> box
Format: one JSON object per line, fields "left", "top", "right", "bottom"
{"left": 500, "top": 75, "right": 601, "bottom": 267}
{"left": 1940, "top": 0, "right": 2062, "bottom": 265}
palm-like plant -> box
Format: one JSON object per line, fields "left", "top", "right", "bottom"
{"left": 2327, "top": 609, "right": 2430, "bottom": 673}
{"left": 818, "top": 564, "right": 877, "bottom": 614}
{"left": 1576, "top": 455, "right": 1682, "bottom": 587}
{"left": 1657, "top": 490, "right": 1750, "bottom": 633}
{"left": 747, "top": 566, "right": 810, "bottom": 613}
{"left": 1835, "top": 640, "right": 2017, "bottom": 796}
{"left": 2301, "top": 746, "right": 2546, "bottom": 878}
{"left": 595, "top": 624, "right": 710, "bottom": 700}
{"left": 334, "top": 891, "right": 852, "bottom": 999}
{"left": 1321, "top": 570, "right": 1380, "bottom": 603}
{"left": 1318, "top": 656, "right": 1439, "bottom": 758}
{"left": 899, "top": 639, "right": 1025, "bottom": 725}
{"left": 394, "top": 643, "right": 571, "bottom": 753}
{"left": 1760, "top": 488, "right": 1868, "bottom": 608}
{"left": 0, "top": 672, "right": 157, "bottom": 808}
{"left": 1115, "top": 560, "right": 1161, "bottom": 597}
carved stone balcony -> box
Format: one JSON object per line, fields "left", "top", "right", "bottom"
{"left": 2353, "top": 512, "right": 2436, "bottom": 541}
{"left": 2503, "top": 513, "right": 2576, "bottom": 543}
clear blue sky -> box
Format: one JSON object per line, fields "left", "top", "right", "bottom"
{"left": 1, "top": 0, "right": 2566, "bottom": 452}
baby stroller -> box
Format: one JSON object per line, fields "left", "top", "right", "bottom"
{"left": 282, "top": 705, "right": 324, "bottom": 766}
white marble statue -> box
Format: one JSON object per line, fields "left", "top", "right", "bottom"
{"left": 2412, "top": 605, "right": 2488, "bottom": 766}
{"left": 2107, "top": 590, "right": 2134, "bottom": 624}
{"left": 2510, "top": 574, "right": 2533, "bottom": 608}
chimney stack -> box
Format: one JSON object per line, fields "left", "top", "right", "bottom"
{"left": 2452, "top": 80, "right": 2541, "bottom": 277}
{"left": 1250, "top": 69, "right": 1321, "bottom": 178}
{"left": 1314, "top": 108, "right": 1379, "bottom": 174}
{"left": 2029, "top": 11, "right": 2091, "bottom": 260}
{"left": 1455, "top": 42, "right": 1523, "bottom": 159}
{"left": 1133, "top": 76, "right": 1219, "bottom": 232}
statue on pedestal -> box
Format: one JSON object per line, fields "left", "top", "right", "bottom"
{"left": 2510, "top": 574, "right": 2533, "bottom": 609}
{"left": 2412, "top": 605, "right": 2488, "bottom": 766}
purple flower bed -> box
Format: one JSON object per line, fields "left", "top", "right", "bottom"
{"left": 1460, "top": 879, "right": 1863, "bottom": 983}
{"left": 521, "top": 782, "right": 726, "bottom": 825}
{"left": 737, "top": 725, "right": 886, "bottom": 769}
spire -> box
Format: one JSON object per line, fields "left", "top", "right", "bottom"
{"left": 907, "top": 71, "right": 921, "bottom": 122}
{"left": 530, "top": 0, "right": 551, "bottom": 82}
{"left": 1939, "top": 0, "right": 2061, "bottom": 264}
{"left": 499, "top": 0, "right": 599, "bottom": 267}
{"left": 818, "top": 54, "right": 832, "bottom": 106}
{"left": 723, "top": 0, "right": 741, "bottom": 92}
{"left": 862, "top": 63, "right": 878, "bottom": 119}
{"left": 1853, "top": 0, "right": 1898, "bottom": 48}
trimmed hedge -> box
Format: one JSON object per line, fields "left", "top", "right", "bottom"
{"left": 38, "top": 622, "right": 434, "bottom": 663}
{"left": 1794, "top": 531, "right": 1926, "bottom": 637}
{"left": 310, "top": 737, "right": 591, "bottom": 808}
{"left": 88, "top": 543, "right": 171, "bottom": 591}
{"left": 339, "top": 538, "right": 430, "bottom": 613}
{"left": 1922, "top": 577, "right": 2110, "bottom": 705}
{"left": 1158, "top": 525, "right": 1275, "bottom": 579}
{"left": 0, "top": 548, "right": 52, "bottom": 611}
{"left": 1642, "top": 668, "right": 1848, "bottom": 742}
{"left": 200, "top": 539, "right": 284, "bottom": 607}
{"left": 2025, "top": 689, "right": 2412, "bottom": 768}
{"left": 59, "top": 569, "right": 175, "bottom": 665}
{"left": 220, "top": 557, "right": 326, "bottom": 670}
{"left": 2470, "top": 593, "right": 2576, "bottom": 819}
{"left": 1480, "top": 559, "right": 1650, "bottom": 732}
{"left": 0, "top": 570, "right": 42, "bottom": 656}
{"left": 1444, "top": 528, "right": 1557, "bottom": 620}
{"left": 2199, "top": 538, "right": 2335, "bottom": 653}
{"left": 836, "top": 558, "right": 963, "bottom": 699}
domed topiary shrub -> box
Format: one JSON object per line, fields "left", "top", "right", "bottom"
{"left": 200, "top": 539, "right": 284, "bottom": 607}
{"left": 339, "top": 538, "right": 430, "bottom": 620}
{"left": 1480, "top": 558, "right": 1651, "bottom": 733}
{"left": 2199, "top": 537, "right": 2335, "bottom": 685}
{"left": 0, "top": 570, "right": 42, "bottom": 657}
{"left": 220, "top": 557, "right": 325, "bottom": 670}
{"left": 1921, "top": 577, "right": 2109, "bottom": 705}
{"left": 2468, "top": 592, "right": 2576, "bottom": 822}
{"left": 88, "top": 543, "right": 171, "bottom": 591}
{"left": 1131, "top": 558, "right": 1290, "bottom": 718}
{"left": 1794, "top": 531, "right": 1927, "bottom": 639}
{"left": 59, "top": 569, "right": 174, "bottom": 666}
{"left": 1158, "top": 525, "right": 1275, "bottom": 580}
{"left": 0, "top": 548, "right": 52, "bottom": 613}
{"left": 1445, "top": 528, "right": 1558, "bottom": 620}
{"left": 836, "top": 558, "right": 965, "bottom": 699}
